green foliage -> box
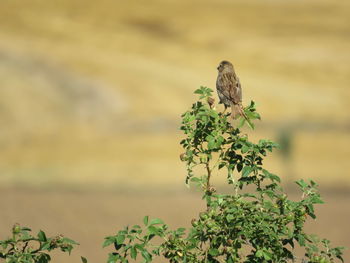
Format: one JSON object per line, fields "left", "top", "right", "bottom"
{"left": 0, "top": 223, "right": 78, "bottom": 263}
{"left": 4, "top": 87, "right": 344, "bottom": 263}
{"left": 105, "top": 86, "right": 345, "bottom": 262}
{"left": 103, "top": 217, "right": 171, "bottom": 263}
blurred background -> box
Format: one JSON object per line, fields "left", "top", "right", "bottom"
{"left": 0, "top": 0, "right": 349, "bottom": 262}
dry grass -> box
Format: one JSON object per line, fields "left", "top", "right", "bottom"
{"left": 0, "top": 0, "right": 349, "bottom": 188}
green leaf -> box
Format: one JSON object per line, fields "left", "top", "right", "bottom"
{"left": 131, "top": 246, "right": 137, "bottom": 260}
{"left": 208, "top": 139, "right": 216, "bottom": 150}
{"left": 297, "top": 234, "right": 306, "bottom": 246}
{"left": 296, "top": 179, "right": 308, "bottom": 188}
{"left": 241, "top": 145, "right": 250, "bottom": 153}
{"left": 242, "top": 166, "right": 253, "bottom": 177}
{"left": 263, "top": 169, "right": 281, "bottom": 182}
{"left": 236, "top": 162, "right": 243, "bottom": 172}
{"left": 81, "top": 256, "right": 88, "bottom": 263}
{"left": 190, "top": 177, "right": 201, "bottom": 183}
{"left": 147, "top": 225, "right": 160, "bottom": 236}
{"left": 149, "top": 218, "right": 164, "bottom": 226}
{"left": 62, "top": 237, "right": 79, "bottom": 245}
{"left": 310, "top": 180, "right": 318, "bottom": 187}
{"left": 237, "top": 117, "right": 245, "bottom": 128}
{"left": 176, "top": 228, "right": 186, "bottom": 234}
{"left": 311, "top": 196, "right": 324, "bottom": 204}
{"left": 245, "top": 117, "right": 255, "bottom": 130}
{"left": 130, "top": 225, "right": 142, "bottom": 234}
{"left": 262, "top": 250, "right": 272, "bottom": 260}
{"left": 116, "top": 235, "right": 125, "bottom": 245}
{"left": 218, "top": 162, "right": 226, "bottom": 169}
{"left": 143, "top": 216, "right": 149, "bottom": 226}
{"left": 107, "top": 253, "right": 119, "bottom": 263}
{"left": 41, "top": 241, "right": 51, "bottom": 250}
{"left": 242, "top": 193, "right": 257, "bottom": 198}
{"left": 208, "top": 248, "right": 220, "bottom": 257}
{"left": 37, "top": 230, "right": 47, "bottom": 242}
{"left": 256, "top": 250, "right": 263, "bottom": 258}
{"left": 226, "top": 214, "right": 234, "bottom": 221}
{"left": 194, "top": 89, "right": 204, "bottom": 95}
{"left": 37, "top": 253, "right": 51, "bottom": 263}
{"left": 102, "top": 237, "right": 115, "bottom": 248}
{"left": 1, "top": 242, "right": 7, "bottom": 249}
{"left": 134, "top": 243, "right": 145, "bottom": 251}
{"left": 194, "top": 87, "right": 213, "bottom": 99}
{"left": 141, "top": 250, "right": 152, "bottom": 262}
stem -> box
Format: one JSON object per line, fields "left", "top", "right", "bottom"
{"left": 22, "top": 241, "right": 29, "bottom": 253}
{"left": 205, "top": 162, "right": 213, "bottom": 210}
{"left": 205, "top": 162, "right": 211, "bottom": 192}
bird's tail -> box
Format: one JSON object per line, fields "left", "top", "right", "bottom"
{"left": 231, "top": 103, "right": 249, "bottom": 121}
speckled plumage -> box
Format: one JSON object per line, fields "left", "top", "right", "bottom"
{"left": 216, "top": 60, "right": 246, "bottom": 119}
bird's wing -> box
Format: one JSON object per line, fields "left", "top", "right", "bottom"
{"left": 216, "top": 73, "right": 231, "bottom": 99}
{"left": 223, "top": 72, "right": 242, "bottom": 105}
{"left": 232, "top": 77, "right": 242, "bottom": 104}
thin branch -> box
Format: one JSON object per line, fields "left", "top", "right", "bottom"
{"left": 205, "top": 162, "right": 212, "bottom": 193}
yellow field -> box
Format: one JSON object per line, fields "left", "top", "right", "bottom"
{"left": 0, "top": 0, "right": 349, "bottom": 261}
{"left": 0, "top": 0, "right": 349, "bottom": 189}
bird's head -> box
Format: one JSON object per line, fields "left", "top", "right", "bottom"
{"left": 217, "top": 60, "right": 234, "bottom": 73}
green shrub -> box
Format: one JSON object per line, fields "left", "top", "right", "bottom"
{"left": 104, "top": 87, "right": 344, "bottom": 263}
{"left": 0, "top": 223, "right": 78, "bottom": 263}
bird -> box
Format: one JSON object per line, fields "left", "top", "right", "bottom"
{"left": 216, "top": 60, "right": 248, "bottom": 120}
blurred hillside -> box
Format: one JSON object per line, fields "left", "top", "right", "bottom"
{"left": 0, "top": 0, "right": 349, "bottom": 189}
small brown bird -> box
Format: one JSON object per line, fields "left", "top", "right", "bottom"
{"left": 216, "top": 60, "right": 248, "bottom": 120}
